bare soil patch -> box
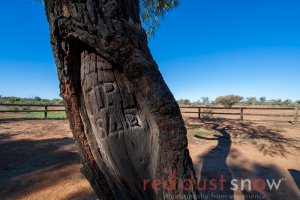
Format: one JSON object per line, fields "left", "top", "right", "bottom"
{"left": 0, "top": 113, "right": 97, "bottom": 200}
{"left": 186, "top": 117, "right": 300, "bottom": 200}
{"left": 0, "top": 113, "right": 300, "bottom": 199}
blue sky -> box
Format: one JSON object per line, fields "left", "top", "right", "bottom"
{"left": 0, "top": 0, "right": 299, "bottom": 101}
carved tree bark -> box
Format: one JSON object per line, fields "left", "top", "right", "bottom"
{"left": 44, "top": 0, "right": 196, "bottom": 199}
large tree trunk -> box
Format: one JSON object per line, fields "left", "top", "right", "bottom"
{"left": 44, "top": 0, "right": 197, "bottom": 199}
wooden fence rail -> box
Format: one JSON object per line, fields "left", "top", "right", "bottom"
{"left": 0, "top": 104, "right": 66, "bottom": 119}
{"left": 180, "top": 104, "right": 299, "bottom": 124}
{"left": 0, "top": 103, "right": 299, "bottom": 124}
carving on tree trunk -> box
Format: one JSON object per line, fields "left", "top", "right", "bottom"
{"left": 44, "top": 0, "right": 197, "bottom": 199}
{"left": 80, "top": 51, "right": 153, "bottom": 198}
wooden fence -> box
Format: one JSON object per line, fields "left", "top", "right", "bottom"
{"left": 0, "top": 103, "right": 299, "bottom": 124}
{"left": 0, "top": 104, "right": 65, "bottom": 119}
{"left": 180, "top": 104, "right": 299, "bottom": 124}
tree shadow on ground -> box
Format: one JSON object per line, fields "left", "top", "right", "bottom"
{"left": 194, "top": 125, "right": 234, "bottom": 199}
{"left": 289, "top": 169, "right": 300, "bottom": 190}
{"left": 229, "top": 149, "right": 300, "bottom": 200}
{"left": 191, "top": 119, "right": 300, "bottom": 200}
{"left": 66, "top": 189, "right": 99, "bottom": 200}
{"left": 186, "top": 118, "right": 300, "bottom": 157}
{"left": 0, "top": 135, "right": 82, "bottom": 198}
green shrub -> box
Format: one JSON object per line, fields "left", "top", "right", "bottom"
{"left": 215, "top": 95, "right": 243, "bottom": 108}
{"left": 177, "top": 99, "right": 190, "bottom": 105}
{"left": 245, "top": 97, "right": 257, "bottom": 105}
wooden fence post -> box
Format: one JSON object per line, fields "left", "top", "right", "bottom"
{"left": 295, "top": 103, "right": 299, "bottom": 125}
{"left": 45, "top": 105, "right": 48, "bottom": 119}
{"left": 240, "top": 108, "right": 244, "bottom": 121}
{"left": 198, "top": 107, "right": 201, "bottom": 119}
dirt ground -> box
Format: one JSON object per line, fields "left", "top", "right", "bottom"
{"left": 0, "top": 114, "right": 97, "bottom": 200}
{"left": 185, "top": 117, "right": 300, "bottom": 200}
{"left": 0, "top": 113, "right": 300, "bottom": 200}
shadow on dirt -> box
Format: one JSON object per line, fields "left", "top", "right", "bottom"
{"left": 66, "top": 189, "right": 99, "bottom": 200}
{"left": 0, "top": 136, "right": 80, "bottom": 197}
{"left": 187, "top": 118, "right": 300, "bottom": 157}
{"left": 195, "top": 125, "right": 234, "bottom": 198}
{"left": 289, "top": 169, "right": 300, "bottom": 190}
{"left": 190, "top": 119, "right": 300, "bottom": 200}
{"left": 229, "top": 149, "right": 300, "bottom": 200}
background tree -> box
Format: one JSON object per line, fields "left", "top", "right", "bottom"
{"left": 245, "top": 97, "right": 257, "bottom": 105}
{"left": 140, "top": 0, "right": 179, "bottom": 36}
{"left": 44, "top": 0, "right": 196, "bottom": 199}
{"left": 259, "top": 97, "right": 266, "bottom": 104}
{"left": 183, "top": 99, "right": 191, "bottom": 105}
{"left": 215, "top": 95, "right": 243, "bottom": 108}
{"left": 268, "top": 99, "right": 282, "bottom": 105}
{"left": 201, "top": 96, "right": 210, "bottom": 104}
{"left": 177, "top": 98, "right": 190, "bottom": 105}
{"left": 191, "top": 99, "right": 202, "bottom": 105}
{"left": 34, "top": 96, "right": 42, "bottom": 102}
{"left": 282, "top": 99, "right": 292, "bottom": 106}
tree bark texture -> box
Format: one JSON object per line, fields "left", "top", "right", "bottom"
{"left": 44, "top": 0, "right": 196, "bottom": 199}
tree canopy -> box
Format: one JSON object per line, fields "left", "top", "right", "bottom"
{"left": 215, "top": 95, "right": 243, "bottom": 108}
{"left": 39, "top": 0, "right": 179, "bottom": 37}
{"left": 140, "top": 0, "right": 179, "bottom": 36}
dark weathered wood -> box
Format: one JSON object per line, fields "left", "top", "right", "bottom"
{"left": 44, "top": 1, "right": 196, "bottom": 199}
{"left": 240, "top": 108, "right": 244, "bottom": 121}
{"left": 295, "top": 103, "right": 299, "bottom": 125}
{"left": 44, "top": 105, "right": 48, "bottom": 119}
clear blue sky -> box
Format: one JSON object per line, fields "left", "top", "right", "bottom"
{"left": 0, "top": 0, "right": 299, "bottom": 101}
